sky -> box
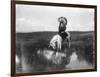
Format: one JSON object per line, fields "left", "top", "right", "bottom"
{"left": 16, "top": 4, "right": 95, "bottom": 32}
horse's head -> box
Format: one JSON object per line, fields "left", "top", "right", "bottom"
{"left": 49, "top": 34, "right": 62, "bottom": 52}
{"left": 49, "top": 42, "right": 56, "bottom": 50}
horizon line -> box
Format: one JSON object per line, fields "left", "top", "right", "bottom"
{"left": 16, "top": 30, "right": 94, "bottom": 33}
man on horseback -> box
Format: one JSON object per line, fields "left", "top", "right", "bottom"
{"left": 49, "top": 17, "right": 71, "bottom": 54}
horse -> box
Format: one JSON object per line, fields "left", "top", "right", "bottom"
{"left": 49, "top": 31, "right": 71, "bottom": 53}
{"left": 49, "top": 34, "right": 62, "bottom": 52}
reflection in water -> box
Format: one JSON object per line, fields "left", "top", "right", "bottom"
{"left": 66, "top": 52, "right": 93, "bottom": 70}
{"left": 16, "top": 49, "right": 93, "bottom": 73}
{"left": 16, "top": 55, "right": 20, "bottom": 64}
{"left": 16, "top": 55, "right": 22, "bottom": 73}
{"left": 37, "top": 49, "right": 66, "bottom": 64}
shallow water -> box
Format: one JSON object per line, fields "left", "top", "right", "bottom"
{"left": 16, "top": 50, "right": 93, "bottom": 73}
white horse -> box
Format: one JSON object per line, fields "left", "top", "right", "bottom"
{"left": 49, "top": 34, "right": 62, "bottom": 51}
{"left": 49, "top": 31, "right": 71, "bottom": 52}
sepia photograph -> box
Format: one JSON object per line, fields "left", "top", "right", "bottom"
{"left": 11, "top": 1, "right": 97, "bottom": 76}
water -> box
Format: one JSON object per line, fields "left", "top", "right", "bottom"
{"left": 66, "top": 52, "right": 93, "bottom": 70}
{"left": 16, "top": 50, "right": 93, "bottom": 73}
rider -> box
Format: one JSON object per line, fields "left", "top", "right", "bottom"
{"left": 48, "top": 17, "right": 71, "bottom": 55}
{"left": 58, "top": 17, "right": 71, "bottom": 49}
